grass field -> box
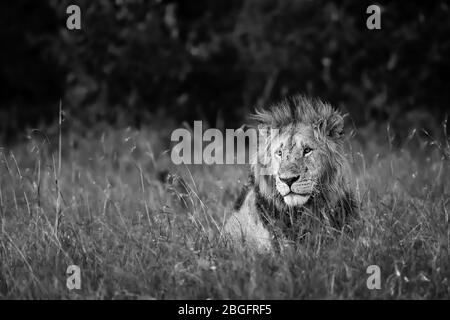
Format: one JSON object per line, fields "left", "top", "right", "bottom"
{"left": 0, "top": 118, "right": 449, "bottom": 299}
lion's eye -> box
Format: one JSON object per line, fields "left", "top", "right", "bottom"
{"left": 303, "top": 147, "right": 313, "bottom": 155}
{"left": 275, "top": 149, "right": 282, "bottom": 157}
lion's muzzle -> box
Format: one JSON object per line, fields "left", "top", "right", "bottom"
{"left": 276, "top": 174, "right": 315, "bottom": 203}
{"left": 279, "top": 176, "right": 299, "bottom": 187}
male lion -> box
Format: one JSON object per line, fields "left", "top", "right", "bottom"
{"left": 224, "top": 95, "right": 357, "bottom": 253}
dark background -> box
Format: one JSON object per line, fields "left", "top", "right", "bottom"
{"left": 1, "top": 0, "right": 449, "bottom": 143}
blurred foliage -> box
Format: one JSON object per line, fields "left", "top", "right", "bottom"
{"left": 1, "top": 0, "right": 450, "bottom": 141}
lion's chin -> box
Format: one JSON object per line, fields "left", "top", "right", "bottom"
{"left": 283, "top": 193, "right": 310, "bottom": 207}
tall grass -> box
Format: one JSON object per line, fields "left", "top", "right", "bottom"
{"left": 0, "top": 118, "right": 448, "bottom": 299}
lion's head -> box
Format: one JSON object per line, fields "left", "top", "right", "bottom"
{"left": 251, "top": 95, "right": 353, "bottom": 213}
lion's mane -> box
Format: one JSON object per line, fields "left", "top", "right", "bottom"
{"left": 248, "top": 95, "right": 357, "bottom": 228}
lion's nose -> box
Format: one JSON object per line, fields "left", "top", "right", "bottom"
{"left": 279, "top": 176, "right": 300, "bottom": 187}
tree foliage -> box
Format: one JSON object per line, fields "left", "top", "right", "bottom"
{"left": 1, "top": 0, "right": 449, "bottom": 139}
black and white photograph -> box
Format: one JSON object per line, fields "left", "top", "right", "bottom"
{"left": 0, "top": 0, "right": 449, "bottom": 304}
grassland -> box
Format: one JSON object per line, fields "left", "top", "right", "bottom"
{"left": 0, "top": 118, "right": 449, "bottom": 299}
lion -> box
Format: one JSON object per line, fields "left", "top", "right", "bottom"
{"left": 224, "top": 95, "right": 357, "bottom": 253}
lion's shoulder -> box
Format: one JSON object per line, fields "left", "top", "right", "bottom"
{"left": 225, "top": 185, "right": 273, "bottom": 253}
{"left": 233, "top": 174, "right": 255, "bottom": 211}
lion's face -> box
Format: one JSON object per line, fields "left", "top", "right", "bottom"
{"left": 268, "top": 123, "right": 329, "bottom": 207}
{"left": 252, "top": 96, "right": 348, "bottom": 210}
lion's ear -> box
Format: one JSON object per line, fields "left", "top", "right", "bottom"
{"left": 316, "top": 113, "right": 344, "bottom": 140}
